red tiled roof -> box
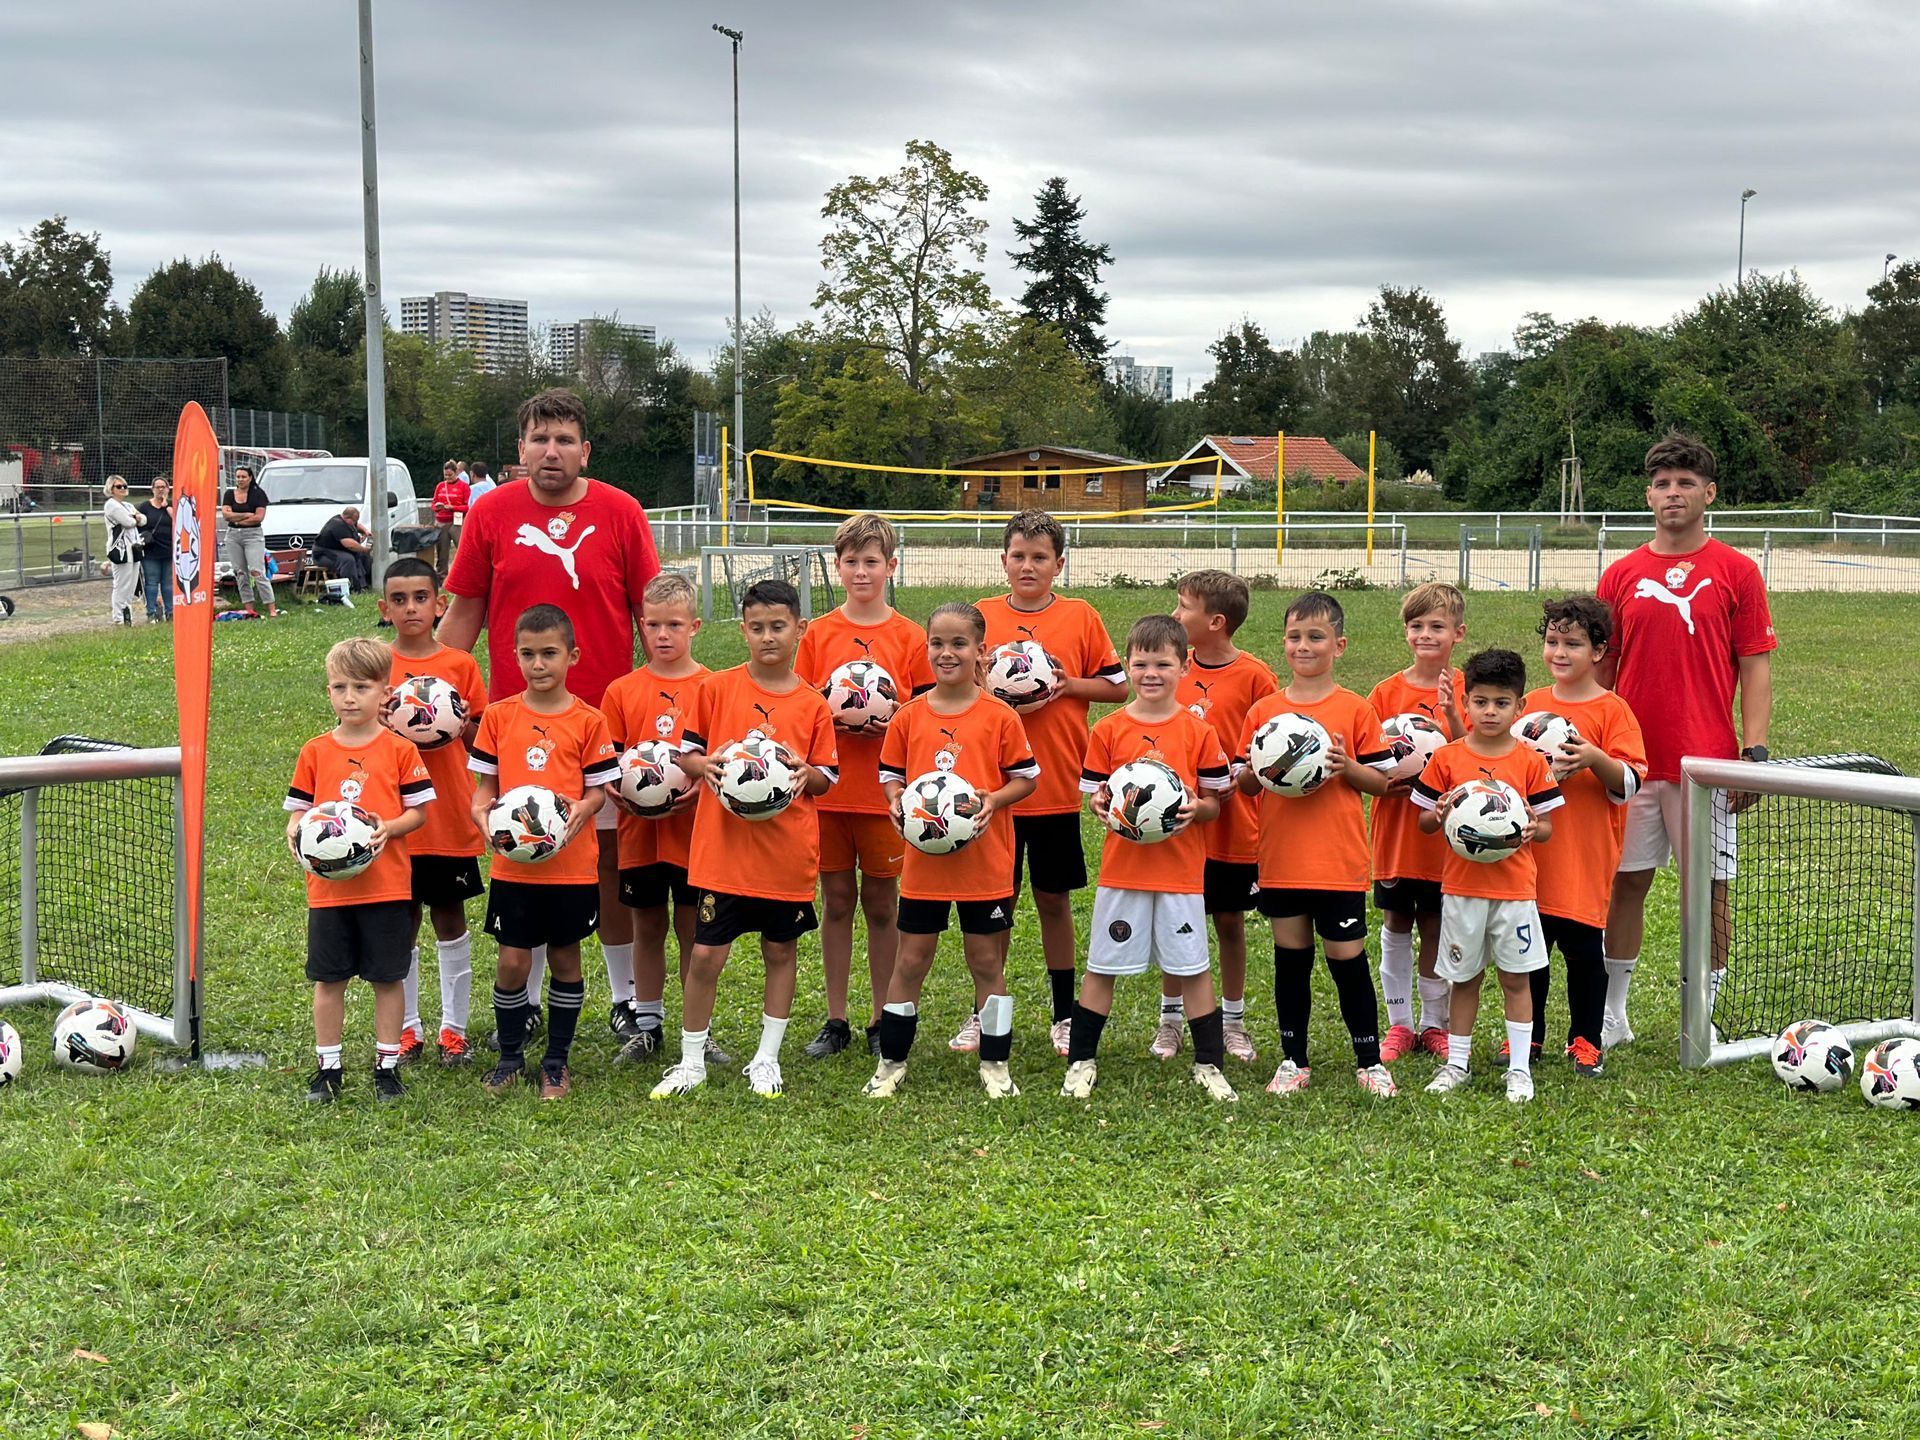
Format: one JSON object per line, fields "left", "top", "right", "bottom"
{"left": 1166, "top": 435, "right": 1365, "bottom": 485}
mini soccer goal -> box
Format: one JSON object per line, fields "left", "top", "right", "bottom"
{"left": 698, "top": 544, "right": 855, "bottom": 621}
{"left": 1680, "top": 753, "right": 1920, "bottom": 1067}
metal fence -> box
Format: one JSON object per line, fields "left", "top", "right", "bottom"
{"left": 0, "top": 357, "right": 230, "bottom": 495}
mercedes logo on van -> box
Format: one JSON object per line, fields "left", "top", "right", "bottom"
{"left": 286, "top": 535, "right": 305, "bottom": 548}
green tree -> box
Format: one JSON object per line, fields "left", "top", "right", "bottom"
{"left": 709, "top": 308, "right": 811, "bottom": 454}
{"left": 287, "top": 266, "right": 365, "bottom": 445}
{"left": 127, "top": 254, "right": 288, "bottom": 408}
{"left": 768, "top": 340, "right": 965, "bottom": 509}
{"left": 1328, "top": 286, "right": 1471, "bottom": 474}
{"left": 1195, "top": 320, "right": 1301, "bottom": 436}
{"left": 0, "top": 216, "right": 122, "bottom": 355}
{"left": 1007, "top": 177, "right": 1112, "bottom": 368}
{"left": 1858, "top": 259, "right": 1920, "bottom": 410}
{"left": 955, "top": 315, "right": 1117, "bottom": 453}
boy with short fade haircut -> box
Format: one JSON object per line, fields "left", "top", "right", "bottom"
{"left": 652, "top": 578, "right": 840, "bottom": 1101}
{"left": 976, "top": 507, "right": 1127, "bottom": 1057}
{"left": 1367, "top": 580, "right": 1468, "bottom": 1065}
{"left": 1412, "top": 648, "right": 1564, "bottom": 1104}
{"left": 1163, "top": 568, "right": 1277, "bottom": 1065}
{"left": 1065, "top": 614, "right": 1236, "bottom": 1101}
{"left": 285, "top": 637, "right": 435, "bottom": 1103}
{"left": 794, "top": 512, "right": 935, "bottom": 1060}
{"left": 1235, "top": 591, "right": 1400, "bottom": 1098}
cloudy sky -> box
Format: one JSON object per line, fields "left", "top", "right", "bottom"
{"left": 3, "top": 0, "right": 1916, "bottom": 393}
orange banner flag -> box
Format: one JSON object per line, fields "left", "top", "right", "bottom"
{"left": 171, "top": 404, "right": 217, "bottom": 994}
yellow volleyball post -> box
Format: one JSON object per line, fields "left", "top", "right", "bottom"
{"left": 1275, "top": 431, "right": 1285, "bottom": 564}
{"left": 719, "top": 425, "right": 730, "bottom": 548}
{"left": 1367, "top": 429, "right": 1377, "bottom": 564}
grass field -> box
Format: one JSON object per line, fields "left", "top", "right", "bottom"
{"left": 3, "top": 587, "right": 1920, "bottom": 1437}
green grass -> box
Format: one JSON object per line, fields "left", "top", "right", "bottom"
{"left": 3, "top": 588, "right": 1920, "bottom": 1437}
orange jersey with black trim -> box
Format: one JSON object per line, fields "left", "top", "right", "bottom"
{"left": 1411, "top": 739, "right": 1564, "bottom": 902}
{"left": 285, "top": 729, "right": 434, "bottom": 909}
{"left": 1080, "top": 707, "right": 1231, "bottom": 895}
{"left": 601, "top": 663, "right": 710, "bottom": 871}
{"left": 1238, "top": 686, "right": 1391, "bottom": 893}
{"left": 469, "top": 695, "right": 618, "bottom": 886}
{"left": 978, "top": 593, "right": 1123, "bottom": 815}
{"left": 387, "top": 644, "right": 487, "bottom": 858}
{"left": 1523, "top": 686, "right": 1648, "bottom": 927}
{"left": 683, "top": 665, "right": 841, "bottom": 902}
{"left": 1367, "top": 668, "right": 1467, "bottom": 884}
{"left": 879, "top": 691, "right": 1038, "bottom": 901}
{"left": 1178, "top": 649, "right": 1278, "bottom": 864}
{"left": 796, "top": 608, "right": 935, "bottom": 816}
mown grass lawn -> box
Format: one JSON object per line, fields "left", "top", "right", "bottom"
{"left": 2, "top": 586, "right": 1918, "bottom": 1438}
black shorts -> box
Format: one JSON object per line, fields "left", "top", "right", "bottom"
{"left": 619, "top": 862, "right": 695, "bottom": 910}
{"left": 1372, "top": 877, "right": 1443, "bottom": 917}
{"left": 411, "top": 854, "right": 485, "bottom": 908}
{"left": 307, "top": 901, "right": 413, "bottom": 984}
{"left": 1203, "top": 859, "right": 1261, "bottom": 915}
{"left": 1257, "top": 886, "right": 1368, "bottom": 942}
{"left": 693, "top": 889, "right": 819, "bottom": 947}
{"left": 898, "top": 895, "right": 1017, "bottom": 937}
{"left": 1542, "top": 914, "right": 1604, "bottom": 963}
{"left": 1012, "top": 812, "right": 1088, "bottom": 895}
{"left": 483, "top": 879, "right": 599, "bottom": 951}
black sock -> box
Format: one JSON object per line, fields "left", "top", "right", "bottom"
{"left": 1327, "top": 953, "right": 1382, "bottom": 1068}
{"left": 543, "top": 978, "right": 585, "bottom": 1067}
{"left": 1560, "top": 924, "right": 1607, "bottom": 1050}
{"left": 1066, "top": 1002, "right": 1107, "bottom": 1063}
{"left": 1048, "top": 967, "right": 1077, "bottom": 1023}
{"left": 1189, "top": 1007, "right": 1225, "bottom": 1068}
{"left": 879, "top": 1008, "right": 918, "bottom": 1063}
{"left": 1273, "top": 946, "right": 1314, "bottom": 1066}
{"left": 1529, "top": 966, "right": 1551, "bottom": 1050}
{"left": 979, "top": 1025, "right": 1012, "bottom": 1064}
{"left": 493, "top": 984, "right": 528, "bottom": 1067}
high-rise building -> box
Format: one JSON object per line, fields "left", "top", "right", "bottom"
{"left": 549, "top": 318, "right": 657, "bottom": 374}
{"left": 1106, "top": 354, "right": 1174, "bottom": 403}
{"left": 397, "top": 291, "right": 530, "bottom": 373}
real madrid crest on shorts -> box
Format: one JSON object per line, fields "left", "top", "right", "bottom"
{"left": 700, "top": 892, "right": 717, "bottom": 924}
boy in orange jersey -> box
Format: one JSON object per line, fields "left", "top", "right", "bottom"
{"left": 867, "top": 601, "right": 1039, "bottom": 1099}
{"left": 794, "top": 513, "right": 934, "bottom": 1060}
{"left": 1235, "top": 591, "right": 1399, "bottom": 1099}
{"left": 1064, "top": 614, "right": 1235, "bottom": 1101}
{"left": 284, "top": 637, "right": 435, "bottom": 1104}
{"left": 600, "top": 572, "right": 710, "bottom": 1063}
{"left": 1412, "top": 648, "right": 1564, "bottom": 1104}
{"left": 1367, "top": 580, "right": 1467, "bottom": 1065}
{"left": 379, "top": 557, "right": 488, "bottom": 1069}
{"left": 1525, "top": 596, "right": 1646, "bottom": 1076}
{"left": 976, "top": 508, "right": 1126, "bottom": 1056}
{"left": 651, "top": 578, "right": 840, "bottom": 1101}
{"left": 468, "top": 604, "right": 618, "bottom": 1101}
{"left": 1162, "top": 569, "right": 1276, "bottom": 1065}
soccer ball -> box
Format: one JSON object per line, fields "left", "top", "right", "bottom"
{"left": 713, "top": 737, "right": 800, "bottom": 822}
{"left": 487, "top": 784, "right": 572, "bottom": 863}
{"left": 1512, "top": 710, "right": 1580, "bottom": 764}
{"left": 1771, "top": 1019, "right": 1854, "bottom": 1093}
{"left": 1247, "top": 712, "right": 1334, "bottom": 797}
{"left": 901, "top": 770, "right": 986, "bottom": 855}
{"left": 0, "top": 1021, "right": 20, "bottom": 1087}
{"left": 986, "top": 641, "right": 1060, "bottom": 714}
{"left": 51, "top": 998, "right": 136, "bottom": 1074}
{"left": 616, "top": 740, "right": 696, "bottom": 819}
{"left": 382, "top": 674, "right": 468, "bottom": 750}
{"left": 1103, "top": 758, "right": 1188, "bottom": 844}
{"left": 824, "top": 660, "right": 899, "bottom": 733}
{"left": 1859, "top": 1038, "right": 1920, "bottom": 1110}
{"left": 1382, "top": 712, "right": 1446, "bottom": 780}
{"left": 1442, "top": 780, "right": 1528, "bottom": 863}
{"left": 295, "top": 801, "right": 380, "bottom": 881}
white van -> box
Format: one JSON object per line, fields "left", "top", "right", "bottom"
{"left": 250, "top": 457, "right": 419, "bottom": 552}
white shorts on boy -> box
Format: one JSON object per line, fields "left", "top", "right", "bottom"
{"left": 1436, "top": 896, "right": 1547, "bottom": 983}
{"left": 1087, "top": 887, "right": 1210, "bottom": 978}
{"left": 1618, "top": 780, "right": 1736, "bottom": 881}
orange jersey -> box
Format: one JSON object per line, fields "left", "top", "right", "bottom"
{"left": 1411, "top": 739, "right": 1564, "bottom": 902}
{"left": 1178, "top": 649, "right": 1278, "bottom": 864}
{"left": 1523, "top": 686, "right": 1648, "bottom": 927}
{"left": 285, "top": 729, "right": 434, "bottom": 909}
{"left": 795, "top": 607, "right": 935, "bottom": 816}
{"left": 601, "top": 664, "right": 711, "bottom": 871}
{"left": 683, "top": 665, "right": 841, "bottom": 902}
{"left": 387, "top": 644, "right": 487, "bottom": 858}
{"left": 1080, "top": 707, "right": 1231, "bottom": 895}
{"left": 879, "top": 692, "right": 1039, "bottom": 901}
{"left": 978, "top": 593, "right": 1123, "bottom": 815}
{"left": 1366, "top": 669, "right": 1467, "bottom": 884}
{"left": 1238, "top": 687, "right": 1392, "bottom": 893}
{"left": 469, "top": 695, "right": 619, "bottom": 886}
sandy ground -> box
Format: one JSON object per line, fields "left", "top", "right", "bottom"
{"left": 0, "top": 577, "right": 131, "bottom": 644}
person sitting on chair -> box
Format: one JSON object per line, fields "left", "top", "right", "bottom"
{"left": 315, "top": 506, "right": 374, "bottom": 591}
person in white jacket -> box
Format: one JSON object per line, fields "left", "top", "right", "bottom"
{"left": 102, "top": 475, "right": 144, "bottom": 627}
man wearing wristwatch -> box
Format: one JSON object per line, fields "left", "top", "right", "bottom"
{"left": 1596, "top": 432, "right": 1776, "bottom": 1047}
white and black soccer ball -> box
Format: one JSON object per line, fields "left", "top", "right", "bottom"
{"left": 51, "top": 998, "right": 136, "bottom": 1074}
{"left": 714, "top": 737, "right": 800, "bottom": 822}
{"left": 487, "top": 784, "right": 571, "bottom": 862}
{"left": 1247, "top": 712, "right": 1334, "bottom": 797}
{"left": 986, "top": 641, "right": 1060, "bottom": 714}
{"left": 616, "top": 740, "right": 696, "bottom": 819}
{"left": 1512, "top": 710, "right": 1580, "bottom": 765}
{"left": 901, "top": 770, "right": 986, "bottom": 855}
{"left": 382, "top": 674, "right": 469, "bottom": 750}
{"left": 1859, "top": 1037, "right": 1920, "bottom": 1110}
{"left": 1103, "top": 758, "right": 1188, "bottom": 844}
{"left": 1771, "top": 1019, "right": 1854, "bottom": 1093}
{"left": 295, "top": 801, "right": 381, "bottom": 881}
{"left": 1442, "top": 780, "right": 1527, "bottom": 863}
{"left": 0, "top": 1021, "right": 21, "bottom": 1087}
{"left": 1382, "top": 712, "right": 1446, "bottom": 780}
{"left": 824, "top": 659, "right": 899, "bottom": 734}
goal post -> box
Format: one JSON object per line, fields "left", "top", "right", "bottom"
{"left": 1680, "top": 754, "right": 1920, "bottom": 1068}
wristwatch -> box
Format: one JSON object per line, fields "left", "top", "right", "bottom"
{"left": 1740, "top": 745, "right": 1769, "bottom": 763}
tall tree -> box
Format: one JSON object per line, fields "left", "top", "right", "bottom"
{"left": 1329, "top": 286, "right": 1472, "bottom": 473}
{"left": 1195, "top": 319, "right": 1301, "bottom": 436}
{"left": 1859, "top": 259, "right": 1920, "bottom": 411}
{"left": 127, "top": 254, "right": 288, "bottom": 408}
{"left": 0, "top": 216, "right": 122, "bottom": 355}
{"left": 287, "top": 266, "right": 365, "bottom": 444}
{"left": 1007, "top": 177, "right": 1112, "bottom": 368}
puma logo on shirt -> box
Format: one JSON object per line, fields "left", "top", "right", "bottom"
{"left": 1632, "top": 575, "right": 1713, "bottom": 635}
{"left": 512, "top": 522, "right": 599, "bottom": 589}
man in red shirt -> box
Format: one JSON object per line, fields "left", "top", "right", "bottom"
{"left": 431, "top": 461, "right": 470, "bottom": 577}
{"left": 1596, "top": 432, "right": 1776, "bottom": 1048}
{"left": 440, "top": 388, "right": 662, "bottom": 1045}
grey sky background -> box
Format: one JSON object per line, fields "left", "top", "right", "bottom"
{"left": 3, "top": 0, "right": 1916, "bottom": 393}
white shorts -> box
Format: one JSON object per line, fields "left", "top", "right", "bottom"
{"left": 1437, "top": 896, "right": 1546, "bottom": 982}
{"left": 1619, "top": 780, "right": 1736, "bottom": 881}
{"left": 1086, "top": 888, "right": 1211, "bottom": 978}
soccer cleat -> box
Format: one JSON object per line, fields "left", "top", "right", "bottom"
{"left": 743, "top": 1056, "right": 784, "bottom": 1098}
{"left": 436, "top": 1028, "right": 473, "bottom": 1068}
{"left": 1265, "top": 1060, "right": 1311, "bottom": 1095}
{"left": 1050, "top": 1017, "right": 1074, "bottom": 1058}
{"left": 1379, "top": 1024, "right": 1418, "bottom": 1064}
{"left": 1505, "top": 1068, "right": 1535, "bottom": 1104}
{"left": 482, "top": 1061, "right": 522, "bottom": 1097}
{"left": 615, "top": 1024, "right": 664, "bottom": 1064}
{"left": 703, "top": 1036, "right": 734, "bottom": 1068}
{"left": 803, "top": 1018, "right": 853, "bottom": 1059}
{"left": 1060, "top": 1059, "right": 1098, "bottom": 1099}
{"left": 303, "top": 1067, "right": 344, "bottom": 1104}
{"left": 863, "top": 1059, "right": 907, "bottom": 1098}
{"left": 1149, "top": 1017, "right": 1185, "bottom": 1061}
{"left": 1567, "top": 1037, "right": 1606, "bottom": 1078}
{"left": 396, "top": 1027, "right": 425, "bottom": 1066}
{"left": 373, "top": 1065, "right": 406, "bottom": 1104}
{"left": 948, "top": 1014, "right": 981, "bottom": 1052}
{"left": 1425, "top": 1063, "right": 1471, "bottom": 1095}
{"left": 1191, "top": 1063, "right": 1239, "bottom": 1102}
{"left": 1498, "top": 1038, "right": 1545, "bottom": 1065}
{"left": 1355, "top": 1063, "right": 1398, "bottom": 1098}
{"left": 608, "top": 1001, "right": 642, "bottom": 1042}
{"left": 1601, "top": 1016, "right": 1635, "bottom": 1050}
{"left": 539, "top": 1061, "right": 572, "bottom": 1101}
{"left": 1418, "top": 1026, "right": 1450, "bottom": 1059}
{"left": 979, "top": 1060, "right": 1020, "bottom": 1099}
{"left": 1223, "top": 1019, "right": 1258, "bottom": 1064}
{"left": 650, "top": 1063, "right": 708, "bottom": 1099}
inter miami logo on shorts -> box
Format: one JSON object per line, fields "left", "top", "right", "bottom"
{"left": 1109, "top": 919, "right": 1132, "bottom": 943}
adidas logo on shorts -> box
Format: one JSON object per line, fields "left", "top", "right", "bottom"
{"left": 989, "top": 906, "right": 1005, "bottom": 919}
{"left": 1175, "top": 923, "right": 1194, "bottom": 935}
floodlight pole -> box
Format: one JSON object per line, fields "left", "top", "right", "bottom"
{"left": 358, "top": 0, "right": 391, "bottom": 578}
{"left": 1736, "top": 188, "right": 1756, "bottom": 295}
{"left": 1886, "top": 253, "right": 1899, "bottom": 283}
{"left": 714, "top": 23, "right": 745, "bottom": 519}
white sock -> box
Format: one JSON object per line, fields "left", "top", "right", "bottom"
{"left": 680, "top": 1027, "right": 708, "bottom": 1074}
{"left": 526, "top": 945, "right": 548, "bottom": 1009}
{"left": 1447, "top": 1032, "right": 1472, "bottom": 1070}
{"left": 437, "top": 932, "right": 473, "bottom": 1035}
{"left": 316, "top": 1043, "right": 343, "bottom": 1070}
{"left": 1379, "top": 927, "right": 1414, "bottom": 1029}
{"left": 401, "top": 947, "right": 422, "bottom": 1034}
{"left": 1417, "top": 975, "right": 1450, "bottom": 1032}
{"left": 634, "top": 997, "right": 665, "bottom": 1023}
{"left": 754, "top": 1013, "right": 789, "bottom": 1066}
{"left": 1603, "top": 954, "right": 1638, "bottom": 1027}
{"left": 1505, "top": 1021, "right": 1533, "bottom": 1075}
{"left": 1222, "top": 996, "right": 1245, "bottom": 1024}
{"left": 1160, "top": 994, "right": 1185, "bottom": 1021}
{"left": 1708, "top": 966, "right": 1725, "bottom": 1011}
{"left": 603, "top": 941, "right": 636, "bottom": 1006}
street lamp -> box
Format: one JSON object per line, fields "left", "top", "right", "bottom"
{"left": 713, "top": 23, "right": 744, "bottom": 518}
{"left": 1736, "top": 188, "right": 1756, "bottom": 293}
{"left": 1886, "top": 253, "right": 1899, "bottom": 283}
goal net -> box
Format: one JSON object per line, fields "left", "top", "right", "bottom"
{"left": 1681, "top": 753, "right": 1920, "bottom": 1067}
{"left": 696, "top": 544, "right": 845, "bottom": 621}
